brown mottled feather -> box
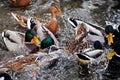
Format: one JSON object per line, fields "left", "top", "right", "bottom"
{"left": 66, "top": 23, "right": 89, "bottom": 54}
{"left": 9, "top": 0, "right": 30, "bottom": 7}
{"left": 4, "top": 54, "right": 38, "bottom": 71}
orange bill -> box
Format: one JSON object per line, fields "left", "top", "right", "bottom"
{"left": 57, "top": 8, "right": 64, "bottom": 18}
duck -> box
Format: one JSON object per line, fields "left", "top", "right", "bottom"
{"left": 46, "top": 2, "right": 64, "bottom": 34}
{"left": 2, "top": 23, "right": 58, "bottom": 53}
{"left": 67, "top": 18, "right": 105, "bottom": 44}
{"left": 0, "top": 72, "right": 13, "bottom": 80}
{"left": 76, "top": 40, "right": 104, "bottom": 64}
{"left": 65, "top": 22, "right": 89, "bottom": 54}
{"left": 8, "top": 0, "right": 30, "bottom": 7}
{"left": 105, "top": 22, "right": 120, "bottom": 46}
{"left": 2, "top": 29, "right": 40, "bottom": 53}
{"left": 27, "top": 18, "right": 59, "bottom": 49}
{"left": 105, "top": 41, "right": 120, "bottom": 75}
{"left": 0, "top": 50, "right": 59, "bottom": 72}
{"left": 11, "top": 2, "right": 64, "bottom": 34}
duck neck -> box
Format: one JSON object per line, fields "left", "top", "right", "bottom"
{"left": 50, "top": 7, "right": 56, "bottom": 20}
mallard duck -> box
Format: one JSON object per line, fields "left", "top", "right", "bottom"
{"left": 67, "top": 18, "right": 105, "bottom": 44}
{"left": 105, "top": 23, "right": 120, "bottom": 46}
{"left": 11, "top": 2, "right": 64, "bottom": 34}
{"left": 2, "top": 29, "right": 40, "bottom": 53}
{"left": 8, "top": 0, "right": 30, "bottom": 7}
{"left": 65, "top": 23, "right": 89, "bottom": 54}
{"left": 0, "top": 51, "right": 59, "bottom": 71}
{"left": 105, "top": 41, "right": 120, "bottom": 75}
{"left": 76, "top": 40, "right": 104, "bottom": 64}
{"left": 0, "top": 72, "right": 13, "bottom": 80}
{"left": 27, "top": 18, "right": 59, "bottom": 49}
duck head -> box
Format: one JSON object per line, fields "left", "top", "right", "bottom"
{"left": 27, "top": 18, "right": 36, "bottom": 30}
{"left": 94, "top": 41, "right": 103, "bottom": 49}
{"left": 50, "top": 2, "right": 64, "bottom": 19}
{"left": 40, "top": 37, "right": 54, "bottom": 49}
{"left": 67, "top": 18, "right": 81, "bottom": 28}
{"left": 0, "top": 73, "right": 13, "bottom": 80}
{"left": 105, "top": 25, "right": 114, "bottom": 46}
{"left": 25, "top": 29, "right": 40, "bottom": 45}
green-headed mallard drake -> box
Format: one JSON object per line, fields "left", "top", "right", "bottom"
{"left": 67, "top": 18, "right": 105, "bottom": 44}
{"left": 77, "top": 40, "right": 104, "bottom": 64}
{"left": 11, "top": 2, "right": 64, "bottom": 34}
{"left": 2, "top": 29, "right": 40, "bottom": 53}
{"left": 65, "top": 23, "right": 89, "bottom": 54}
{"left": 0, "top": 72, "right": 13, "bottom": 80}
{"left": 105, "top": 41, "right": 120, "bottom": 75}
{"left": 8, "top": 0, "right": 30, "bottom": 7}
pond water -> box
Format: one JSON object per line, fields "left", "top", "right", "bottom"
{"left": 0, "top": 0, "right": 120, "bottom": 80}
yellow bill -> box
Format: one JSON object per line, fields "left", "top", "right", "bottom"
{"left": 31, "top": 36, "right": 40, "bottom": 45}
{"left": 78, "top": 59, "right": 89, "bottom": 64}
{"left": 39, "top": 48, "right": 44, "bottom": 52}
{"left": 107, "top": 49, "right": 115, "bottom": 60}
{"left": 107, "top": 33, "right": 113, "bottom": 45}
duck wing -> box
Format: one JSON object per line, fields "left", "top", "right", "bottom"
{"left": 35, "top": 21, "right": 59, "bottom": 46}
{"left": 2, "top": 30, "right": 27, "bottom": 52}
{"left": 11, "top": 12, "right": 49, "bottom": 28}
{"left": 65, "top": 24, "right": 88, "bottom": 54}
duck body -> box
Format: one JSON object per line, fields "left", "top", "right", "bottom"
{"left": 47, "top": 18, "right": 58, "bottom": 34}
{"left": 106, "top": 41, "right": 120, "bottom": 75}
{"left": 2, "top": 30, "right": 25, "bottom": 52}
{"left": 68, "top": 18, "right": 105, "bottom": 44}
{"left": 9, "top": 0, "right": 30, "bottom": 7}
{"left": 2, "top": 30, "right": 39, "bottom": 53}
{"left": 65, "top": 23, "right": 89, "bottom": 54}
{"left": 0, "top": 73, "right": 13, "bottom": 80}
{"left": 77, "top": 49, "right": 104, "bottom": 64}
{"left": 77, "top": 40, "right": 104, "bottom": 64}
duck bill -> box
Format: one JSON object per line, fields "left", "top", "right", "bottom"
{"left": 57, "top": 8, "right": 64, "bottom": 18}
{"left": 107, "top": 33, "right": 113, "bottom": 45}
{"left": 78, "top": 59, "right": 89, "bottom": 64}
{"left": 107, "top": 49, "right": 115, "bottom": 60}
{"left": 31, "top": 36, "right": 40, "bottom": 45}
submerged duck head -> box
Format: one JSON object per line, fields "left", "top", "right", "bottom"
{"left": 94, "top": 40, "right": 103, "bottom": 49}
{"left": 105, "top": 25, "right": 114, "bottom": 45}
{"left": 25, "top": 29, "right": 40, "bottom": 45}
{"left": 40, "top": 37, "right": 54, "bottom": 49}
{"left": 0, "top": 73, "right": 13, "bottom": 80}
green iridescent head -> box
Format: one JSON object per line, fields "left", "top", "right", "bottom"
{"left": 25, "top": 29, "right": 37, "bottom": 42}
{"left": 40, "top": 37, "right": 54, "bottom": 49}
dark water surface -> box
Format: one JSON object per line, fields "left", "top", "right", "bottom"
{"left": 0, "top": 0, "right": 120, "bottom": 80}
